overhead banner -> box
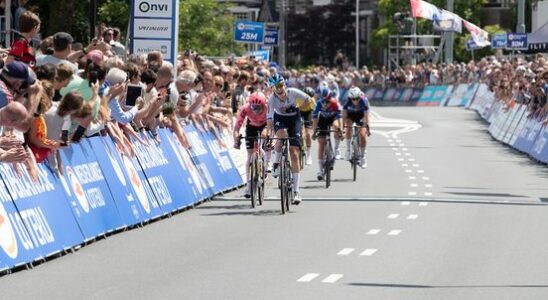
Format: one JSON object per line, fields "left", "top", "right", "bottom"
{"left": 60, "top": 143, "right": 125, "bottom": 240}
{"left": 234, "top": 20, "right": 265, "bottom": 44}
{"left": 506, "top": 33, "right": 528, "bottom": 50}
{"left": 130, "top": 0, "right": 179, "bottom": 66}
{"left": 492, "top": 34, "right": 508, "bottom": 49}
{"left": 0, "top": 163, "right": 83, "bottom": 262}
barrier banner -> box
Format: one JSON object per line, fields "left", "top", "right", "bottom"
{"left": 441, "top": 85, "right": 454, "bottom": 106}
{"left": 204, "top": 128, "right": 244, "bottom": 189}
{"left": 410, "top": 88, "right": 423, "bottom": 102}
{"left": 364, "top": 88, "right": 377, "bottom": 101}
{"left": 529, "top": 124, "right": 548, "bottom": 163}
{"left": 89, "top": 137, "right": 152, "bottom": 225}
{"left": 524, "top": 120, "right": 545, "bottom": 153}
{"left": 470, "top": 84, "right": 496, "bottom": 119}
{"left": 104, "top": 138, "right": 164, "bottom": 220}
{"left": 0, "top": 180, "right": 42, "bottom": 271}
{"left": 383, "top": 88, "right": 399, "bottom": 102}
{"left": 59, "top": 143, "right": 125, "bottom": 239}
{"left": 220, "top": 128, "right": 247, "bottom": 179}
{"left": 513, "top": 117, "right": 537, "bottom": 152}
{"left": 502, "top": 105, "right": 527, "bottom": 144}
{"left": 509, "top": 107, "right": 530, "bottom": 145}
{"left": 417, "top": 86, "right": 436, "bottom": 106}
{"left": 372, "top": 88, "right": 385, "bottom": 102}
{"left": 498, "top": 105, "right": 521, "bottom": 143}
{"left": 155, "top": 129, "right": 202, "bottom": 208}
{"left": 446, "top": 84, "right": 477, "bottom": 107}
{"left": 461, "top": 83, "right": 479, "bottom": 107}
{"left": 185, "top": 123, "right": 224, "bottom": 195}
{"left": 0, "top": 163, "right": 83, "bottom": 260}
{"left": 132, "top": 133, "right": 186, "bottom": 213}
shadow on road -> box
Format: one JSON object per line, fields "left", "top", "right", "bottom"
{"left": 201, "top": 209, "right": 283, "bottom": 217}
{"left": 348, "top": 283, "right": 548, "bottom": 289}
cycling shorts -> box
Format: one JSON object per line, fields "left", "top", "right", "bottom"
{"left": 317, "top": 115, "right": 337, "bottom": 137}
{"left": 346, "top": 111, "right": 365, "bottom": 127}
{"left": 273, "top": 112, "right": 302, "bottom": 147}
{"left": 300, "top": 110, "right": 312, "bottom": 129}
{"left": 245, "top": 123, "right": 266, "bottom": 150}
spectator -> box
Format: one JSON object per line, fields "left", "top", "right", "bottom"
{"left": 8, "top": 10, "right": 40, "bottom": 67}
{"left": 36, "top": 32, "right": 78, "bottom": 72}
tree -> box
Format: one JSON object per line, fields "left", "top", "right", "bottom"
{"left": 178, "top": 0, "right": 245, "bottom": 56}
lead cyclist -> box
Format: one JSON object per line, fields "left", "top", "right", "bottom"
{"left": 343, "top": 86, "right": 370, "bottom": 168}
{"left": 266, "top": 73, "right": 312, "bottom": 205}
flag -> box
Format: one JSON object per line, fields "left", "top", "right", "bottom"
{"left": 463, "top": 20, "right": 491, "bottom": 48}
{"left": 432, "top": 9, "right": 462, "bottom": 33}
{"left": 410, "top": 0, "right": 439, "bottom": 20}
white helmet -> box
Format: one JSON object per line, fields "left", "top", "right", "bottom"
{"left": 348, "top": 86, "right": 362, "bottom": 99}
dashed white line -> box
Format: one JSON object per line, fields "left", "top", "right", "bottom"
{"left": 395, "top": 153, "right": 401, "bottom": 156}
{"left": 388, "top": 230, "right": 402, "bottom": 236}
{"left": 398, "top": 158, "right": 405, "bottom": 161}
{"left": 408, "top": 176, "right": 416, "bottom": 180}
{"left": 412, "top": 164, "right": 420, "bottom": 167}
{"left": 422, "top": 177, "right": 430, "bottom": 180}
{"left": 402, "top": 148, "right": 408, "bottom": 151}
{"left": 424, "top": 192, "right": 433, "bottom": 196}
{"left": 322, "top": 274, "right": 344, "bottom": 283}
{"left": 297, "top": 273, "right": 320, "bottom": 282}
{"left": 367, "top": 229, "right": 381, "bottom": 235}
{"left": 405, "top": 169, "right": 413, "bottom": 173}
{"left": 407, "top": 214, "right": 419, "bottom": 220}
{"left": 402, "top": 164, "right": 409, "bottom": 167}
{"left": 405, "top": 153, "right": 411, "bottom": 156}
{"left": 360, "top": 249, "right": 378, "bottom": 256}
{"left": 388, "top": 214, "right": 400, "bottom": 219}
{"left": 417, "top": 170, "right": 425, "bottom": 173}
{"left": 401, "top": 201, "right": 411, "bottom": 206}
{"left": 410, "top": 183, "right": 418, "bottom": 187}
{"left": 419, "top": 202, "right": 429, "bottom": 206}
{"left": 392, "top": 148, "right": 399, "bottom": 151}
{"left": 408, "top": 192, "right": 417, "bottom": 196}
{"left": 390, "top": 143, "right": 396, "bottom": 146}
{"left": 337, "top": 248, "right": 355, "bottom": 256}
{"left": 425, "top": 184, "right": 433, "bottom": 188}
{"left": 408, "top": 158, "right": 416, "bottom": 162}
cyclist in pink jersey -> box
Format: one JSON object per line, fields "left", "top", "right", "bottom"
{"left": 233, "top": 92, "right": 270, "bottom": 198}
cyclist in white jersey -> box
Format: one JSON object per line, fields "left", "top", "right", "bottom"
{"left": 266, "top": 74, "right": 312, "bottom": 204}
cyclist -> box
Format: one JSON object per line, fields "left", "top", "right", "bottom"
{"left": 343, "top": 87, "right": 370, "bottom": 168}
{"left": 311, "top": 86, "right": 342, "bottom": 181}
{"left": 267, "top": 74, "right": 312, "bottom": 204}
{"left": 233, "top": 92, "right": 270, "bottom": 198}
{"left": 297, "top": 86, "right": 316, "bottom": 165}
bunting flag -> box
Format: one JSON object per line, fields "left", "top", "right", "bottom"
{"left": 410, "top": 0, "right": 462, "bottom": 33}
{"left": 410, "top": 0, "right": 440, "bottom": 20}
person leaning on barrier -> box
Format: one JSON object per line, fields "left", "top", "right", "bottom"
{"left": 0, "top": 102, "right": 30, "bottom": 163}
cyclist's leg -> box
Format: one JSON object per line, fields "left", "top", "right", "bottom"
{"left": 356, "top": 118, "right": 368, "bottom": 167}
{"left": 344, "top": 118, "right": 353, "bottom": 160}
{"left": 316, "top": 116, "right": 329, "bottom": 177}
{"left": 287, "top": 114, "right": 302, "bottom": 195}
{"left": 302, "top": 111, "right": 313, "bottom": 163}
{"left": 271, "top": 113, "right": 286, "bottom": 173}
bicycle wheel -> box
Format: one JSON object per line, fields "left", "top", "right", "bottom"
{"left": 299, "top": 147, "right": 305, "bottom": 170}
{"left": 285, "top": 155, "right": 292, "bottom": 212}
{"left": 257, "top": 154, "right": 265, "bottom": 206}
{"left": 352, "top": 139, "right": 358, "bottom": 182}
{"left": 279, "top": 156, "right": 287, "bottom": 214}
{"left": 325, "top": 143, "right": 332, "bottom": 189}
{"left": 249, "top": 155, "right": 257, "bottom": 208}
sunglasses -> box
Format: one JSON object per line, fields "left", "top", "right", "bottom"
{"left": 273, "top": 82, "right": 285, "bottom": 91}
{"left": 350, "top": 97, "right": 360, "bottom": 101}
{"left": 251, "top": 104, "right": 264, "bottom": 112}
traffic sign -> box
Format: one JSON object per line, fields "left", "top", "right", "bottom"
{"left": 264, "top": 29, "right": 278, "bottom": 46}
{"left": 234, "top": 21, "right": 265, "bottom": 44}
{"left": 506, "top": 33, "right": 528, "bottom": 50}
{"left": 491, "top": 34, "right": 507, "bottom": 49}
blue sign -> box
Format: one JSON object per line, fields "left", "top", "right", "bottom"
{"left": 0, "top": 163, "right": 83, "bottom": 261}
{"left": 466, "top": 39, "right": 482, "bottom": 51}
{"left": 507, "top": 33, "right": 528, "bottom": 50}
{"left": 250, "top": 50, "right": 270, "bottom": 62}
{"left": 234, "top": 21, "right": 265, "bottom": 44}
{"left": 492, "top": 34, "right": 507, "bottom": 49}
{"left": 60, "top": 143, "right": 125, "bottom": 240}
{"left": 264, "top": 29, "right": 278, "bottom": 46}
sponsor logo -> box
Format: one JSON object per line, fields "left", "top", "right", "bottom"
{"left": 139, "top": 2, "right": 168, "bottom": 13}
{"left": 0, "top": 202, "right": 18, "bottom": 259}
{"left": 66, "top": 166, "right": 90, "bottom": 213}
{"left": 237, "top": 23, "right": 245, "bottom": 31}
{"left": 122, "top": 156, "right": 150, "bottom": 214}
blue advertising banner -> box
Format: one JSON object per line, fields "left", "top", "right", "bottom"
{"left": 60, "top": 143, "right": 125, "bottom": 239}
{"left": 440, "top": 85, "right": 454, "bottom": 106}
{"left": 529, "top": 125, "right": 548, "bottom": 163}
{"left": 372, "top": 88, "right": 385, "bottom": 102}
{"left": 364, "top": 88, "right": 377, "bottom": 101}
{"left": 0, "top": 179, "right": 42, "bottom": 271}
{"left": 264, "top": 29, "right": 278, "bottom": 46}
{"left": 185, "top": 123, "right": 224, "bottom": 195}
{"left": 104, "top": 138, "right": 164, "bottom": 220}
{"left": 234, "top": 20, "right": 265, "bottom": 44}
{"left": 89, "top": 137, "right": 150, "bottom": 225}
{"left": 461, "top": 83, "right": 479, "bottom": 107}
{"left": 523, "top": 119, "right": 544, "bottom": 153}
{"left": 132, "top": 134, "right": 183, "bottom": 213}
{"left": 410, "top": 88, "right": 423, "bottom": 102}
{"left": 162, "top": 128, "right": 212, "bottom": 201}
{"left": 383, "top": 88, "right": 398, "bottom": 101}
{"left": 492, "top": 34, "right": 507, "bottom": 49}
{"left": 0, "top": 163, "right": 83, "bottom": 259}
{"left": 507, "top": 33, "right": 528, "bottom": 50}
{"left": 466, "top": 39, "right": 481, "bottom": 51}
{"left": 202, "top": 128, "right": 242, "bottom": 190}
{"left": 417, "top": 86, "right": 436, "bottom": 105}
{"left": 250, "top": 50, "right": 270, "bottom": 62}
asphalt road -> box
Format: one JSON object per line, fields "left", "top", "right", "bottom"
{"left": 2, "top": 107, "right": 548, "bottom": 300}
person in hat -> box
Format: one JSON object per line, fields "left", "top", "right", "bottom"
{"left": 0, "top": 61, "right": 37, "bottom": 109}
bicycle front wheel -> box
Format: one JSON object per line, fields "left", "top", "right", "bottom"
{"left": 280, "top": 159, "right": 287, "bottom": 214}
{"left": 250, "top": 155, "right": 257, "bottom": 208}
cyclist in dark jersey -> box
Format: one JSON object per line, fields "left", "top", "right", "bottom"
{"left": 343, "top": 87, "right": 370, "bottom": 168}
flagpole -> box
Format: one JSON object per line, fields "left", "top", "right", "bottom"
{"left": 445, "top": 0, "right": 454, "bottom": 64}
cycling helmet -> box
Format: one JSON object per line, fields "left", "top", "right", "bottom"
{"left": 249, "top": 92, "right": 266, "bottom": 106}
{"left": 319, "top": 86, "right": 332, "bottom": 101}
{"left": 348, "top": 86, "right": 362, "bottom": 99}
{"left": 268, "top": 73, "right": 284, "bottom": 87}
{"left": 304, "top": 87, "right": 315, "bottom": 97}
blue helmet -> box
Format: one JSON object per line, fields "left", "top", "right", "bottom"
{"left": 268, "top": 73, "right": 285, "bottom": 87}
{"left": 319, "top": 86, "right": 332, "bottom": 101}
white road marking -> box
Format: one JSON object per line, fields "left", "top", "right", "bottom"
{"left": 412, "top": 164, "right": 420, "bottom": 167}
{"left": 419, "top": 202, "right": 429, "bottom": 206}
{"left": 425, "top": 184, "right": 433, "bottom": 188}
{"left": 408, "top": 158, "right": 415, "bottom": 162}
{"left": 424, "top": 192, "right": 433, "bottom": 196}
{"left": 388, "top": 214, "right": 399, "bottom": 219}
{"left": 408, "top": 176, "right": 416, "bottom": 180}
{"left": 360, "top": 249, "right": 378, "bottom": 256}
{"left": 402, "top": 148, "right": 408, "bottom": 151}
{"left": 410, "top": 183, "right": 418, "bottom": 187}
{"left": 390, "top": 143, "right": 396, "bottom": 146}
{"left": 392, "top": 148, "right": 398, "bottom": 151}
{"left": 417, "top": 170, "right": 425, "bottom": 173}
{"left": 405, "top": 153, "right": 411, "bottom": 156}
{"left": 396, "top": 140, "right": 402, "bottom": 143}
{"left": 422, "top": 177, "right": 430, "bottom": 180}
{"left": 398, "top": 158, "right": 405, "bottom": 161}
{"left": 322, "top": 274, "right": 343, "bottom": 283}
{"left": 402, "top": 164, "right": 409, "bottom": 167}
{"left": 399, "top": 144, "right": 405, "bottom": 147}
{"left": 395, "top": 153, "right": 401, "bottom": 156}
{"left": 367, "top": 229, "right": 381, "bottom": 235}
{"left": 298, "top": 273, "right": 320, "bottom": 282}
{"left": 387, "top": 139, "right": 393, "bottom": 142}
{"left": 337, "top": 248, "right": 355, "bottom": 256}
{"left": 401, "top": 201, "right": 411, "bottom": 206}
{"left": 407, "top": 214, "right": 419, "bottom": 220}
{"left": 388, "top": 230, "right": 402, "bottom": 236}
{"left": 405, "top": 169, "right": 413, "bottom": 173}
{"left": 408, "top": 192, "right": 417, "bottom": 196}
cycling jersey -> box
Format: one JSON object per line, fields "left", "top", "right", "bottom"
{"left": 234, "top": 103, "right": 267, "bottom": 132}
{"left": 267, "top": 88, "right": 309, "bottom": 120}
{"left": 297, "top": 96, "right": 315, "bottom": 112}
{"left": 343, "top": 96, "right": 369, "bottom": 126}
{"left": 313, "top": 98, "right": 341, "bottom": 120}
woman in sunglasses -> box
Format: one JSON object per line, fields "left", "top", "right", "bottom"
{"left": 266, "top": 73, "right": 312, "bottom": 204}
{"left": 233, "top": 92, "right": 270, "bottom": 198}
{"left": 343, "top": 87, "right": 370, "bottom": 168}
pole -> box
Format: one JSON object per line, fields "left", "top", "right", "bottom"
{"left": 355, "top": 0, "right": 359, "bottom": 69}
{"left": 517, "top": 0, "right": 525, "bottom": 33}
{"left": 445, "top": 0, "right": 453, "bottom": 64}
{"left": 90, "top": 0, "right": 97, "bottom": 42}
{"left": 279, "top": 0, "right": 286, "bottom": 67}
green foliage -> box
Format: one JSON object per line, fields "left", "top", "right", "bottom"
{"left": 179, "top": 0, "right": 245, "bottom": 56}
